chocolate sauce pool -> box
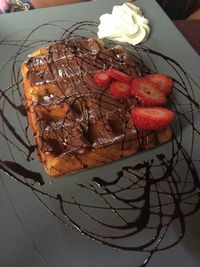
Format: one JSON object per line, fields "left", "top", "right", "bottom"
{"left": 0, "top": 21, "right": 200, "bottom": 266}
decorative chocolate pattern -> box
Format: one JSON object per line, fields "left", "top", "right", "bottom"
{"left": 0, "top": 21, "right": 200, "bottom": 266}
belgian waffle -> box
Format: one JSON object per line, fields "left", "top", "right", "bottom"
{"left": 21, "top": 38, "right": 171, "bottom": 177}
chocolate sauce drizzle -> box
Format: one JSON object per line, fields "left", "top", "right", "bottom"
{"left": 0, "top": 21, "right": 200, "bottom": 266}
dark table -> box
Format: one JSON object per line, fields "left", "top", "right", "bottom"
{"left": 174, "top": 20, "right": 200, "bottom": 55}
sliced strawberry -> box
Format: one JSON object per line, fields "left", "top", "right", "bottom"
{"left": 109, "top": 81, "right": 131, "bottom": 98}
{"left": 131, "top": 78, "right": 167, "bottom": 106}
{"left": 131, "top": 107, "right": 174, "bottom": 130}
{"left": 145, "top": 73, "right": 173, "bottom": 95}
{"left": 93, "top": 70, "right": 111, "bottom": 86}
{"left": 107, "top": 68, "right": 133, "bottom": 83}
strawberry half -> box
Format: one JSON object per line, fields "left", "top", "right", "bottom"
{"left": 145, "top": 73, "right": 173, "bottom": 95}
{"left": 131, "top": 107, "right": 174, "bottom": 130}
{"left": 107, "top": 68, "right": 133, "bottom": 83}
{"left": 93, "top": 70, "right": 111, "bottom": 86}
{"left": 131, "top": 78, "right": 167, "bottom": 106}
{"left": 109, "top": 81, "right": 131, "bottom": 98}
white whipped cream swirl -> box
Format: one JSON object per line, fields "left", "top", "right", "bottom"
{"left": 97, "top": 2, "right": 150, "bottom": 45}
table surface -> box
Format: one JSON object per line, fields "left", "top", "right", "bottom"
{"left": 174, "top": 20, "right": 200, "bottom": 55}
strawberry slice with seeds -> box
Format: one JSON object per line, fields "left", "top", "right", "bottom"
{"left": 109, "top": 81, "right": 131, "bottom": 98}
{"left": 107, "top": 68, "right": 133, "bottom": 83}
{"left": 131, "top": 107, "right": 174, "bottom": 130}
{"left": 145, "top": 73, "right": 173, "bottom": 95}
{"left": 93, "top": 70, "right": 111, "bottom": 86}
{"left": 131, "top": 78, "right": 167, "bottom": 106}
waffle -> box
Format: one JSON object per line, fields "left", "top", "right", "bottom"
{"left": 21, "top": 38, "right": 172, "bottom": 177}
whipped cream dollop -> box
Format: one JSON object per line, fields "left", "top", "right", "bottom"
{"left": 97, "top": 2, "right": 150, "bottom": 46}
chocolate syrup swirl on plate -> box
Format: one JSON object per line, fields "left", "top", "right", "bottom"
{"left": 0, "top": 21, "right": 200, "bottom": 266}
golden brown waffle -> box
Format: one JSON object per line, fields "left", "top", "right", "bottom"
{"left": 21, "top": 38, "right": 172, "bottom": 177}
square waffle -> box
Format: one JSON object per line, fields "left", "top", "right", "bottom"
{"left": 21, "top": 38, "right": 171, "bottom": 177}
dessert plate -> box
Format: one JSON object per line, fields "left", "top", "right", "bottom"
{"left": 0, "top": 1, "right": 200, "bottom": 267}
